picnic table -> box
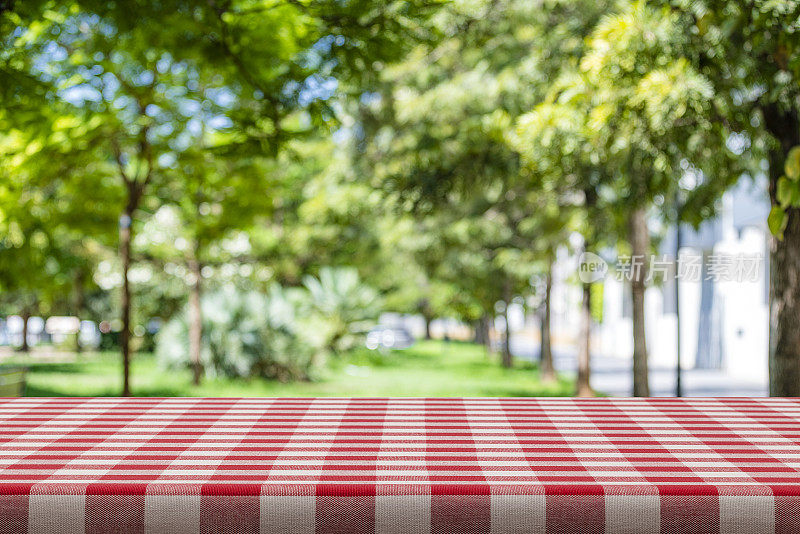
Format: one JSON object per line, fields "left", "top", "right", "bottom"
{"left": 0, "top": 397, "right": 798, "bottom": 533}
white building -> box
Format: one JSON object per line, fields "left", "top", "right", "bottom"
{"left": 589, "top": 175, "right": 771, "bottom": 383}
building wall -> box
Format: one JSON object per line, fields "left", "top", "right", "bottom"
{"left": 593, "top": 178, "right": 769, "bottom": 382}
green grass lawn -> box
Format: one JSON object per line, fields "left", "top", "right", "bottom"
{"left": 2, "top": 340, "right": 574, "bottom": 397}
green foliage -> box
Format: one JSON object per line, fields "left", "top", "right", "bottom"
{"left": 156, "top": 268, "right": 381, "bottom": 380}
{"left": 771, "top": 145, "right": 800, "bottom": 238}
{"left": 664, "top": 0, "right": 800, "bottom": 233}
{"left": 590, "top": 282, "right": 604, "bottom": 324}
{"left": 303, "top": 266, "right": 382, "bottom": 354}
{"left": 769, "top": 206, "right": 788, "bottom": 238}
{"left": 579, "top": 1, "right": 738, "bottom": 219}
{"left": 785, "top": 147, "right": 800, "bottom": 181}
{"left": 156, "top": 285, "right": 317, "bottom": 381}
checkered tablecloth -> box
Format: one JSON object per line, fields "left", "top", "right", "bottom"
{"left": 1, "top": 397, "right": 799, "bottom": 534}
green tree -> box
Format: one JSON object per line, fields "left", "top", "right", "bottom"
{"left": 146, "top": 135, "right": 277, "bottom": 385}
{"left": 661, "top": 0, "right": 800, "bottom": 395}
{"left": 0, "top": 108, "right": 118, "bottom": 350}
{"left": 357, "top": 0, "right": 615, "bottom": 378}
{"left": 571, "top": 2, "right": 737, "bottom": 395}
{"left": 515, "top": 2, "right": 744, "bottom": 396}
{"left": 24, "top": 19, "right": 227, "bottom": 394}
{"left": 513, "top": 95, "right": 608, "bottom": 396}
{"left": 6, "top": 0, "right": 441, "bottom": 395}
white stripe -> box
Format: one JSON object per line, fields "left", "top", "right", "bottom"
{"left": 266, "top": 398, "right": 347, "bottom": 483}
{"left": 28, "top": 494, "right": 85, "bottom": 534}
{"left": 490, "top": 493, "right": 546, "bottom": 534}
{"left": 376, "top": 495, "right": 431, "bottom": 534}
{"left": 259, "top": 495, "right": 315, "bottom": 534}
{"left": 719, "top": 495, "right": 775, "bottom": 534}
{"left": 144, "top": 494, "right": 201, "bottom": 534}
{"left": 604, "top": 494, "right": 660, "bottom": 534}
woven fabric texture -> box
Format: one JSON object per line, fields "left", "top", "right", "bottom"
{"left": 1, "top": 397, "right": 799, "bottom": 533}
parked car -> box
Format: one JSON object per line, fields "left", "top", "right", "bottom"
{"left": 365, "top": 326, "right": 414, "bottom": 351}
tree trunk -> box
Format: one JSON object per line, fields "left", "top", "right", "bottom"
{"left": 73, "top": 269, "right": 85, "bottom": 353}
{"left": 119, "top": 210, "right": 133, "bottom": 397}
{"left": 501, "top": 308, "right": 513, "bottom": 368}
{"left": 424, "top": 316, "right": 433, "bottom": 340}
{"left": 474, "top": 317, "right": 489, "bottom": 349}
{"left": 416, "top": 297, "right": 434, "bottom": 340}
{"left": 577, "top": 281, "right": 592, "bottom": 397}
{"left": 540, "top": 262, "right": 555, "bottom": 382}
{"left": 188, "top": 258, "right": 203, "bottom": 387}
{"left": 769, "top": 208, "right": 800, "bottom": 395}
{"left": 764, "top": 104, "right": 800, "bottom": 396}
{"left": 695, "top": 253, "right": 723, "bottom": 369}
{"left": 674, "top": 213, "right": 683, "bottom": 398}
{"left": 20, "top": 308, "right": 30, "bottom": 353}
{"left": 630, "top": 207, "right": 650, "bottom": 397}
{"left": 480, "top": 314, "right": 493, "bottom": 356}
{"left": 501, "top": 281, "right": 513, "bottom": 368}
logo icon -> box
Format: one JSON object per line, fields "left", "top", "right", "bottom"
{"left": 578, "top": 252, "right": 608, "bottom": 283}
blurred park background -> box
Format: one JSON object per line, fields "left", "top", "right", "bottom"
{"left": 1, "top": 0, "right": 800, "bottom": 398}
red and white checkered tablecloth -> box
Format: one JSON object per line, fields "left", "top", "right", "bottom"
{"left": 1, "top": 397, "right": 800, "bottom": 534}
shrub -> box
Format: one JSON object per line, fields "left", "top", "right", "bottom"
{"left": 303, "top": 267, "right": 382, "bottom": 354}
{"left": 156, "top": 285, "right": 318, "bottom": 381}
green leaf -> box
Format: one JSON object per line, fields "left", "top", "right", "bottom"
{"left": 785, "top": 146, "right": 800, "bottom": 181}
{"left": 777, "top": 176, "right": 797, "bottom": 207}
{"left": 768, "top": 206, "right": 788, "bottom": 238}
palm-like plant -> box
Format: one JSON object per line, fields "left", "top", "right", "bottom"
{"left": 156, "top": 285, "right": 317, "bottom": 382}
{"left": 303, "top": 267, "right": 382, "bottom": 354}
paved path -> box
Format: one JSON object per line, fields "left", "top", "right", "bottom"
{"left": 510, "top": 336, "right": 768, "bottom": 397}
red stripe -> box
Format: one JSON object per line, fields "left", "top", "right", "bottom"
{"left": 85, "top": 492, "right": 145, "bottom": 534}
{"left": 775, "top": 495, "right": 800, "bottom": 534}
{"left": 0, "top": 493, "right": 27, "bottom": 534}
{"left": 430, "top": 400, "right": 490, "bottom": 534}
{"left": 659, "top": 493, "right": 720, "bottom": 534}
{"left": 198, "top": 400, "right": 276, "bottom": 533}
{"left": 199, "top": 494, "right": 259, "bottom": 534}
{"left": 432, "top": 493, "right": 490, "bottom": 534}
{"left": 545, "top": 492, "right": 605, "bottom": 534}
{"left": 315, "top": 400, "right": 385, "bottom": 534}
